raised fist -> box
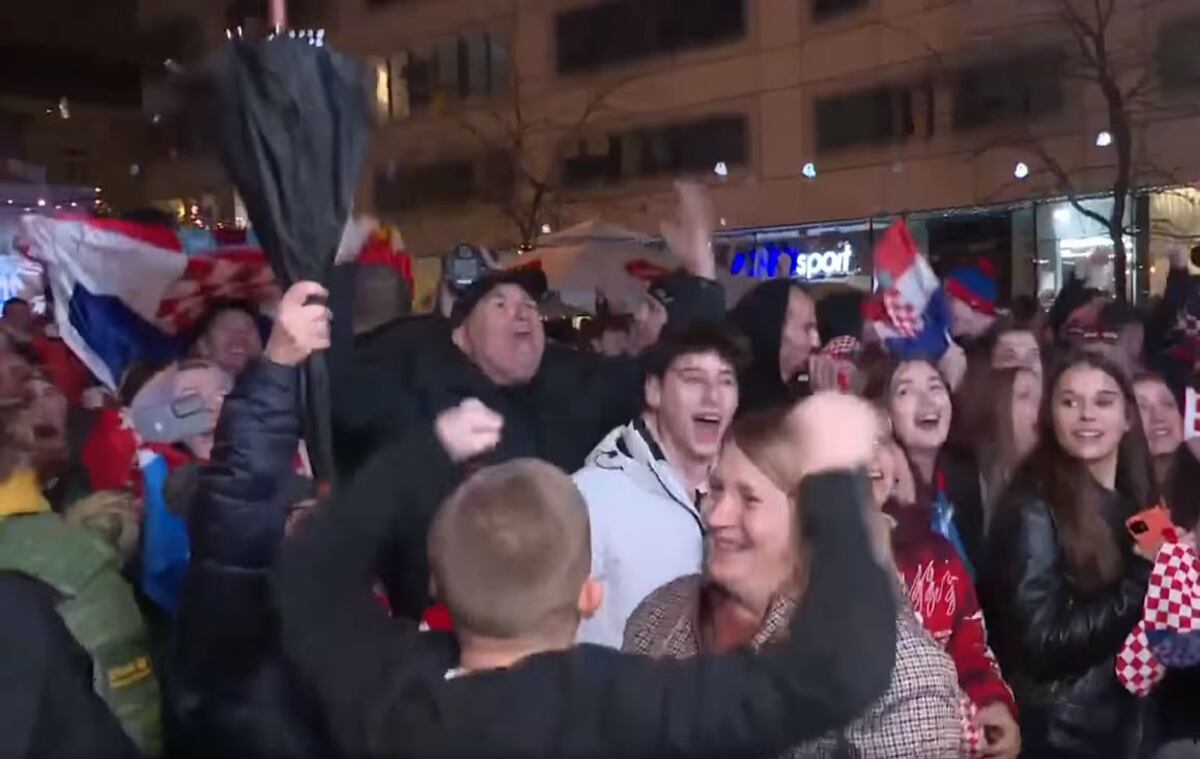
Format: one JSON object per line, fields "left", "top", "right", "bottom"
{"left": 435, "top": 398, "right": 504, "bottom": 463}
{"left": 265, "top": 281, "right": 332, "bottom": 367}
{"left": 787, "top": 392, "right": 879, "bottom": 477}
{"left": 661, "top": 181, "right": 716, "bottom": 279}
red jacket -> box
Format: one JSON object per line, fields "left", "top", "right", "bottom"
{"left": 886, "top": 499, "right": 1017, "bottom": 716}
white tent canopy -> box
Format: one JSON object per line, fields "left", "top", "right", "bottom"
{"left": 506, "top": 219, "right": 675, "bottom": 314}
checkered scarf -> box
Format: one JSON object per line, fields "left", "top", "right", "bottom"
{"left": 1117, "top": 535, "right": 1200, "bottom": 696}
{"left": 623, "top": 575, "right": 972, "bottom": 758}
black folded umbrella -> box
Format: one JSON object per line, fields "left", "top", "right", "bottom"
{"left": 211, "top": 35, "right": 370, "bottom": 485}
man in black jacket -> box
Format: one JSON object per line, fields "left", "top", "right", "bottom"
{"left": 331, "top": 183, "right": 725, "bottom": 476}
{"left": 335, "top": 185, "right": 728, "bottom": 619}
{"left": 0, "top": 573, "right": 138, "bottom": 759}
{"left": 275, "top": 391, "right": 899, "bottom": 759}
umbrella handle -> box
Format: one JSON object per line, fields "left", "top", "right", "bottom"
{"left": 269, "top": 0, "right": 287, "bottom": 31}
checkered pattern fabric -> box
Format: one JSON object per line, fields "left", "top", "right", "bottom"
{"left": 883, "top": 288, "right": 923, "bottom": 338}
{"left": 1117, "top": 536, "right": 1200, "bottom": 696}
{"left": 821, "top": 335, "right": 862, "bottom": 360}
{"left": 624, "top": 574, "right": 972, "bottom": 758}
{"left": 155, "top": 250, "right": 279, "bottom": 334}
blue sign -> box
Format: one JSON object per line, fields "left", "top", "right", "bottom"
{"left": 730, "top": 241, "right": 856, "bottom": 281}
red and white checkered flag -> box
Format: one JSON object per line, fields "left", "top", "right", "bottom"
{"left": 1117, "top": 536, "right": 1200, "bottom": 696}
{"left": 1185, "top": 388, "right": 1200, "bottom": 441}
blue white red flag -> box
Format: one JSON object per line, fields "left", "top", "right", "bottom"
{"left": 20, "top": 215, "right": 278, "bottom": 389}
{"left": 864, "top": 219, "right": 952, "bottom": 360}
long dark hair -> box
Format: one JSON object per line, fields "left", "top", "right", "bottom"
{"left": 1008, "top": 351, "right": 1156, "bottom": 590}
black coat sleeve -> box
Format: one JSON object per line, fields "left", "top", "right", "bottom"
{"left": 1001, "top": 495, "right": 1150, "bottom": 682}
{"left": 179, "top": 358, "right": 300, "bottom": 678}
{"left": 0, "top": 574, "right": 138, "bottom": 759}
{"left": 276, "top": 453, "right": 897, "bottom": 759}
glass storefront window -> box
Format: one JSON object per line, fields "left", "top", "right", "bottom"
{"left": 1034, "top": 196, "right": 1133, "bottom": 302}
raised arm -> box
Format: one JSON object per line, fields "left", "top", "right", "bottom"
{"left": 279, "top": 393, "right": 897, "bottom": 758}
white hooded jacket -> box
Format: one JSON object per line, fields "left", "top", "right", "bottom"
{"left": 573, "top": 418, "right": 704, "bottom": 649}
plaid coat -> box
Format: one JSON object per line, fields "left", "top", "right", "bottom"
{"left": 624, "top": 574, "right": 970, "bottom": 759}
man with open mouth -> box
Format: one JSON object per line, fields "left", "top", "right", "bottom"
{"left": 573, "top": 323, "right": 747, "bottom": 648}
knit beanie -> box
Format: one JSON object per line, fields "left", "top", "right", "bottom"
{"left": 944, "top": 259, "right": 997, "bottom": 316}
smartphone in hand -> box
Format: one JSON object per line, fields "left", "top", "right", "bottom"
{"left": 1126, "top": 506, "right": 1179, "bottom": 558}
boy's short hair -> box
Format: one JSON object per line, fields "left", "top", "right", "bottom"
{"left": 428, "top": 459, "right": 591, "bottom": 640}
{"left": 644, "top": 322, "right": 751, "bottom": 381}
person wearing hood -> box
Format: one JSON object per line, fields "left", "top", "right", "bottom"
{"left": 573, "top": 323, "right": 748, "bottom": 648}
{"left": 728, "top": 279, "right": 820, "bottom": 414}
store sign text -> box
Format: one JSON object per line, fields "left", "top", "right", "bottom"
{"left": 729, "top": 241, "right": 855, "bottom": 281}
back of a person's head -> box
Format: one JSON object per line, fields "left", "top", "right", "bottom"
{"left": 428, "top": 459, "right": 591, "bottom": 641}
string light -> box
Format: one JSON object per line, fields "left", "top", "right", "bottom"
{"left": 1014, "top": 162, "right": 1030, "bottom": 179}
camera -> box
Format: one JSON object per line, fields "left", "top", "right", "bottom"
{"left": 445, "top": 243, "right": 489, "bottom": 295}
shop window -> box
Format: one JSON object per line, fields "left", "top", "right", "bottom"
{"left": 373, "top": 32, "right": 510, "bottom": 121}
{"left": 561, "top": 114, "right": 748, "bottom": 189}
{"left": 812, "top": 0, "right": 869, "bottom": 22}
{"left": 952, "top": 49, "right": 1065, "bottom": 131}
{"left": 375, "top": 152, "right": 513, "bottom": 212}
{"left": 815, "top": 83, "right": 932, "bottom": 152}
{"left": 555, "top": 0, "right": 746, "bottom": 75}
{"left": 1157, "top": 19, "right": 1200, "bottom": 93}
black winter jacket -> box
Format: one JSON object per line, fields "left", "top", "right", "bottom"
{"left": 983, "top": 484, "right": 1151, "bottom": 759}
{"left": 333, "top": 275, "right": 726, "bottom": 620}
{"left": 332, "top": 275, "right": 725, "bottom": 479}
{"left": 274, "top": 431, "right": 898, "bottom": 759}
{"left": 170, "top": 359, "right": 328, "bottom": 759}
{"left": 0, "top": 572, "right": 138, "bottom": 759}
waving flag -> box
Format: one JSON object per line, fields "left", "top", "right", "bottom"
{"left": 864, "top": 220, "right": 952, "bottom": 360}
{"left": 21, "top": 215, "right": 278, "bottom": 389}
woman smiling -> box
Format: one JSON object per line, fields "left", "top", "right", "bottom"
{"left": 983, "top": 352, "right": 1155, "bottom": 759}
{"left": 623, "top": 404, "right": 970, "bottom": 758}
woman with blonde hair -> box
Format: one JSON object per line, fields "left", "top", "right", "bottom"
{"left": 624, "top": 401, "right": 971, "bottom": 758}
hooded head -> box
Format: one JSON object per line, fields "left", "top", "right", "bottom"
{"left": 728, "top": 280, "right": 818, "bottom": 411}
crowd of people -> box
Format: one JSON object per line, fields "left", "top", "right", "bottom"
{"left": 2, "top": 183, "right": 1200, "bottom": 759}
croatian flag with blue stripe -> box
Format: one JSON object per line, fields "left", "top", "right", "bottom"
{"left": 864, "top": 219, "right": 952, "bottom": 361}
{"left": 20, "top": 215, "right": 277, "bottom": 389}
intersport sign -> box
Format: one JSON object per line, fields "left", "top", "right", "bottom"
{"left": 729, "top": 241, "right": 855, "bottom": 281}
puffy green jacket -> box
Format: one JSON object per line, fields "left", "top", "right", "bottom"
{"left": 0, "top": 511, "right": 161, "bottom": 756}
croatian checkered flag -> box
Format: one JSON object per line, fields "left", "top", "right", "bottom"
{"left": 863, "top": 219, "right": 952, "bottom": 360}
{"left": 1185, "top": 388, "right": 1200, "bottom": 441}
{"left": 1117, "top": 535, "right": 1200, "bottom": 696}
{"left": 20, "top": 214, "right": 281, "bottom": 389}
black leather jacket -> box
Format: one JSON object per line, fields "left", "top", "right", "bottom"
{"left": 983, "top": 483, "right": 1152, "bottom": 759}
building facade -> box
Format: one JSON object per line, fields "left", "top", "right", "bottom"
{"left": 142, "top": 0, "right": 1200, "bottom": 303}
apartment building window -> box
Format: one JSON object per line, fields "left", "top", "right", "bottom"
{"left": 815, "top": 83, "right": 932, "bottom": 152}
{"left": 374, "top": 32, "right": 510, "bottom": 120}
{"left": 561, "top": 114, "right": 749, "bottom": 189}
{"left": 555, "top": 0, "right": 746, "bottom": 75}
{"left": 812, "top": 0, "right": 869, "bottom": 22}
{"left": 375, "top": 152, "right": 513, "bottom": 212}
{"left": 1157, "top": 19, "right": 1200, "bottom": 93}
{"left": 952, "top": 50, "right": 1064, "bottom": 131}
